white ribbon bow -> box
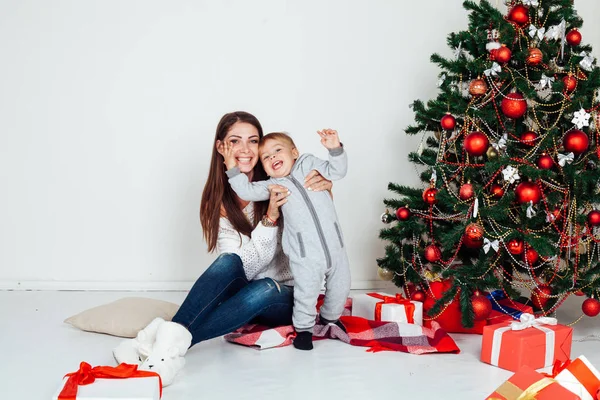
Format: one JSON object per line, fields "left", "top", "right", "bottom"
{"left": 526, "top": 201, "right": 537, "bottom": 219}
{"left": 572, "top": 108, "right": 591, "bottom": 129}
{"left": 523, "top": 0, "right": 539, "bottom": 7}
{"left": 529, "top": 25, "right": 546, "bottom": 40}
{"left": 558, "top": 152, "right": 574, "bottom": 167}
{"left": 502, "top": 165, "right": 520, "bottom": 184}
{"left": 545, "top": 20, "right": 565, "bottom": 41}
{"left": 579, "top": 52, "right": 595, "bottom": 71}
{"left": 511, "top": 313, "right": 557, "bottom": 331}
{"left": 483, "top": 238, "right": 499, "bottom": 254}
{"left": 430, "top": 169, "right": 437, "bottom": 185}
{"left": 492, "top": 133, "right": 508, "bottom": 151}
{"left": 538, "top": 74, "right": 555, "bottom": 89}
{"left": 484, "top": 62, "right": 502, "bottom": 77}
{"left": 437, "top": 73, "right": 446, "bottom": 88}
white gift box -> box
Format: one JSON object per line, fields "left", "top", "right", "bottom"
{"left": 555, "top": 355, "right": 600, "bottom": 400}
{"left": 351, "top": 292, "right": 423, "bottom": 326}
{"left": 52, "top": 376, "right": 160, "bottom": 400}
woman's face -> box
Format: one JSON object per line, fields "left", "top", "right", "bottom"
{"left": 217, "top": 122, "right": 260, "bottom": 176}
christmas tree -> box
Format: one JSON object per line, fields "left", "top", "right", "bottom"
{"left": 377, "top": 0, "right": 600, "bottom": 328}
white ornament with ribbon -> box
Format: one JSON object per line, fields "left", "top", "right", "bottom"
{"left": 558, "top": 152, "right": 575, "bottom": 167}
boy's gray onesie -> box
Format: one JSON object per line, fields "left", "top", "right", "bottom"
{"left": 226, "top": 147, "right": 351, "bottom": 332}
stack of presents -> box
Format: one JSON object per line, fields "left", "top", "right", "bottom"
{"left": 53, "top": 286, "right": 599, "bottom": 399}
{"left": 351, "top": 287, "right": 600, "bottom": 400}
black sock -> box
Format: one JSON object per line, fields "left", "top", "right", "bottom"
{"left": 320, "top": 317, "right": 347, "bottom": 333}
{"left": 293, "top": 331, "right": 313, "bottom": 350}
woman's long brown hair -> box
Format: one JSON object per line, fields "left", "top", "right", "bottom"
{"left": 200, "top": 111, "right": 269, "bottom": 252}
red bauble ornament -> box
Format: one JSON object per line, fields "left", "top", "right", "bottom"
{"left": 508, "top": 4, "right": 529, "bottom": 26}
{"left": 411, "top": 290, "right": 426, "bottom": 302}
{"left": 523, "top": 248, "right": 539, "bottom": 265}
{"left": 531, "top": 286, "right": 552, "bottom": 309}
{"left": 537, "top": 153, "right": 554, "bottom": 170}
{"left": 501, "top": 93, "right": 527, "bottom": 119}
{"left": 562, "top": 75, "right": 577, "bottom": 93}
{"left": 588, "top": 210, "right": 600, "bottom": 227}
{"left": 396, "top": 206, "right": 411, "bottom": 221}
{"left": 507, "top": 238, "right": 524, "bottom": 255}
{"left": 424, "top": 244, "right": 442, "bottom": 263}
{"left": 441, "top": 113, "right": 456, "bottom": 131}
{"left": 464, "top": 223, "right": 484, "bottom": 249}
{"left": 566, "top": 29, "right": 582, "bottom": 46}
{"left": 464, "top": 131, "right": 489, "bottom": 157}
{"left": 459, "top": 183, "right": 474, "bottom": 200}
{"left": 491, "top": 184, "right": 505, "bottom": 198}
{"left": 471, "top": 295, "right": 492, "bottom": 321}
{"left": 520, "top": 131, "right": 538, "bottom": 146}
{"left": 575, "top": 291, "right": 585, "bottom": 296}
{"left": 526, "top": 47, "right": 543, "bottom": 66}
{"left": 491, "top": 45, "right": 512, "bottom": 64}
{"left": 582, "top": 298, "right": 600, "bottom": 317}
{"left": 515, "top": 181, "right": 542, "bottom": 204}
{"left": 563, "top": 130, "right": 589, "bottom": 155}
{"left": 422, "top": 188, "right": 438, "bottom": 205}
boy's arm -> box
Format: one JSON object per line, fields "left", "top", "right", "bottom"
{"left": 300, "top": 147, "right": 347, "bottom": 181}
{"left": 226, "top": 167, "right": 271, "bottom": 201}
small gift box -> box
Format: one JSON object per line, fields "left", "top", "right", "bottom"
{"left": 351, "top": 292, "right": 423, "bottom": 326}
{"left": 486, "top": 365, "right": 581, "bottom": 399}
{"left": 486, "top": 290, "right": 534, "bottom": 324}
{"left": 554, "top": 356, "right": 600, "bottom": 400}
{"left": 52, "top": 362, "right": 162, "bottom": 400}
{"left": 481, "top": 313, "right": 573, "bottom": 372}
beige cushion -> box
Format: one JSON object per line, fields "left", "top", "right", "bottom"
{"left": 64, "top": 297, "right": 180, "bottom": 338}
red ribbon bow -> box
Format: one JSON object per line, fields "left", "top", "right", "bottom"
{"left": 58, "top": 362, "right": 162, "bottom": 399}
{"left": 366, "top": 293, "right": 415, "bottom": 324}
{"left": 545, "top": 358, "right": 600, "bottom": 397}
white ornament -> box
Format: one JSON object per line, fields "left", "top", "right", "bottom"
{"left": 431, "top": 169, "right": 437, "bottom": 185}
{"left": 523, "top": 0, "right": 539, "bottom": 6}
{"left": 572, "top": 108, "right": 591, "bottom": 129}
{"left": 483, "top": 238, "right": 500, "bottom": 254}
{"left": 437, "top": 73, "right": 447, "bottom": 87}
{"left": 484, "top": 62, "right": 502, "bottom": 77}
{"left": 558, "top": 152, "right": 574, "bottom": 167}
{"left": 473, "top": 197, "right": 479, "bottom": 218}
{"left": 528, "top": 25, "right": 546, "bottom": 41}
{"left": 579, "top": 52, "right": 595, "bottom": 71}
{"left": 526, "top": 201, "right": 537, "bottom": 219}
{"left": 537, "top": 74, "right": 555, "bottom": 90}
{"left": 454, "top": 42, "right": 464, "bottom": 59}
{"left": 493, "top": 133, "right": 508, "bottom": 151}
{"left": 502, "top": 165, "right": 520, "bottom": 184}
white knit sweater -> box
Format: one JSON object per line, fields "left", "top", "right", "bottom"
{"left": 216, "top": 203, "right": 294, "bottom": 286}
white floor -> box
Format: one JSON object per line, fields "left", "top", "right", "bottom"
{"left": 1, "top": 290, "right": 599, "bottom": 400}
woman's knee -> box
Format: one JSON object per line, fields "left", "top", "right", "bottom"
{"left": 246, "top": 278, "right": 290, "bottom": 305}
{"left": 205, "top": 253, "right": 244, "bottom": 277}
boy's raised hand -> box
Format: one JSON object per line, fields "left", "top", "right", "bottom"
{"left": 220, "top": 140, "right": 237, "bottom": 170}
{"left": 317, "top": 129, "right": 341, "bottom": 149}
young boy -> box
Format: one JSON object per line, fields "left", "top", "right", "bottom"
{"left": 223, "top": 129, "right": 350, "bottom": 350}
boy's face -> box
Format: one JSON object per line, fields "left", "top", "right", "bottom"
{"left": 260, "top": 138, "right": 299, "bottom": 178}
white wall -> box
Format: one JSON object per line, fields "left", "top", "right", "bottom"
{"left": 1, "top": 0, "right": 599, "bottom": 290}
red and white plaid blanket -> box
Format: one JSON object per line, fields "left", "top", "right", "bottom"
{"left": 224, "top": 296, "right": 460, "bottom": 354}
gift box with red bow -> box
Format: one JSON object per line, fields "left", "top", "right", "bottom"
{"left": 481, "top": 313, "right": 572, "bottom": 372}
{"left": 486, "top": 365, "right": 580, "bottom": 400}
{"left": 351, "top": 292, "right": 423, "bottom": 325}
{"left": 551, "top": 356, "right": 600, "bottom": 400}
{"left": 52, "top": 362, "right": 162, "bottom": 400}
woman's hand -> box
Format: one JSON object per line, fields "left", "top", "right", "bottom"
{"left": 266, "top": 184, "right": 290, "bottom": 222}
{"left": 304, "top": 170, "right": 333, "bottom": 193}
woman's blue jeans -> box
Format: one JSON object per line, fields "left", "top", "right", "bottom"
{"left": 171, "top": 253, "right": 294, "bottom": 346}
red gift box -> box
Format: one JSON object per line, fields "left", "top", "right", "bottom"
{"left": 423, "top": 280, "right": 487, "bottom": 334}
{"left": 487, "top": 365, "right": 581, "bottom": 399}
{"left": 481, "top": 314, "right": 573, "bottom": 372}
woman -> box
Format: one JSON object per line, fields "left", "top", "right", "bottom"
{"left": 115, "top": 111, "right": 332, "bottom": 385}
